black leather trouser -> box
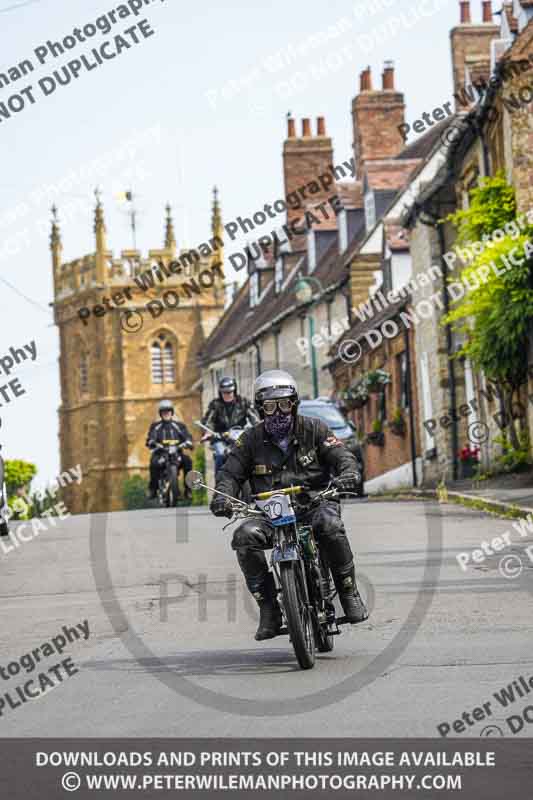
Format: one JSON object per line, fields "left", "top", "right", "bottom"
{"left": 230, "top": 500, "right": 354, "bottom": 594}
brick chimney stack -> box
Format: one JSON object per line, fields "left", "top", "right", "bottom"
{"left": 287, "top": 116, "right": 296, "bottom": 138}
{"left": 460, "top": 1, "right": 471, "bottom": 23}
{"left": 360, "top": 66, "right": 372, "bottom": 91}
{"left": 351, "top": 62, "right": 406, "bottom": 180}
{"left": 282, "top": 116, "right": 334, "bottom": 228}
{"left": 382, "top": 60, "right": 395, "bottom": 90}
{"left": 450, "top": 0, "right": 498, "bottom": 109}
{"left": 482, "top": 1, "right": 492, "bottom": 22}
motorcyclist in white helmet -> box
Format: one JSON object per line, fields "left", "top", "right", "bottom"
{"left": 210, "top": 370, "right": 368, "bottom": 640}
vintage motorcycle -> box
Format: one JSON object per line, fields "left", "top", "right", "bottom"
{"left": 155, "top": 439, "right": 192, "bottom": 508}
{"left": 186, "top": 470, "right": 367, "bottom": 670}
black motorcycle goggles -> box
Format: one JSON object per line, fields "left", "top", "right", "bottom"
{"left": 261, "top": 398, "right": 296, "bottom": 415}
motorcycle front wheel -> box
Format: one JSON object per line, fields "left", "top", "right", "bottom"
{"left": 167, "top": 464, "right": 180, "bottom": 507}
{"left": 280, "top": 561, "right": 315, "bottom": 670}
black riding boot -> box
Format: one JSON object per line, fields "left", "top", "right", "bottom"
{"left": 252, "top": 572, "right": 283, "bottom": 641}
{"left": 333, "top": 564, "right": 368, "bottom": 624}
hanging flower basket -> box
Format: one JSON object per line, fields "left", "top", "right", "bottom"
{"left": 365, "top": 369, "right": 391, "bottom": 394}
{"left": 367, "top": 431, "right": 385, "bottom": 446}
{"left": 351, "top": 394, "right": 369, "bottom": 409}
{"left": 389, "top": 410, "right": 406, "bottom": 436}
{"left": 390, "top": 420, "right": 406, "bottom": 436}
{"left": 342, "top": 381, "right": 369, "bottom": 410}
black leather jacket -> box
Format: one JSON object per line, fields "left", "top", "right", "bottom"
{"left": 201, "top": 395, "right": 258, "bottom": 434}
{"left": 215, "top": 415, "right": 358, "bottom": 507}
{"left": 146, "top": 419, "right": 192, "bottom": 449}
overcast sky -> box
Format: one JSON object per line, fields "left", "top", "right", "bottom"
{"left": 0, "top": 0, "right": 465, "bottom": 485}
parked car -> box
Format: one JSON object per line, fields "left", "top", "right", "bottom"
{"left": 299, "top": 399, "right": 365, "bottom": 493}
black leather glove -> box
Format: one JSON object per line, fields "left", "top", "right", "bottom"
{"left": 210, "top": 494, "right": 233, "bottom": 518}
{"left": 333, "top": 472, "right": 362, "bottom": 492}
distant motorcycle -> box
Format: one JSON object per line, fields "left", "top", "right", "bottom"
{"left": 186, "top": 470, "right": 368, "bottom": 670}
{"left": 155, "top": 439, "right": 191, "bottom": 507}
{"left": 194, "top": 421, "right": 247, "bottom": 468}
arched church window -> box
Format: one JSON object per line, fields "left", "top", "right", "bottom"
{"left": 151, "top": 334, "right": 176, "bottom": 384}
{"left": 79, "top": 353, "right": 89, "bottom": 394}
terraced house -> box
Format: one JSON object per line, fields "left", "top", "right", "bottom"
{"left": 199, "top": 0, "right": 533, "bottom": 492}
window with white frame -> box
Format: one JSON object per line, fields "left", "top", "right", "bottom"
{"left": 151, "top": 334, "right": 176, "bottom": 384}
{"left": 274, "top": 257, "right": 284, "bottom": 293}
{"left": 250, "top": 272, "right": 259, "bottom": 307}
{"left": 338, "top": 209, "right": 348, "bottom": 253}
{"left": 364, "top": 191, "right": 376, "bottom": 231}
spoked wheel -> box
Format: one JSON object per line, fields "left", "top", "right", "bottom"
{"left": 167, "top": 464, "right": 180, "bottom": 507}
{"left": 315, "top": 558, "right": 335, "bottom": 653}
{"left": 280, "top": 562, "right": 315, "bottom": 670}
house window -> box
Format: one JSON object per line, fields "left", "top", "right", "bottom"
{"left": 364, "top": 191, "right": 376, "bottom": 231}
{"left": 250, "top": 272, "right": 259, "bottom": 307}
{"left": 338, "top": 209, "right": 348, "bottom": 253}
{"left": 274, "top": 257, "right": 284, "bottom": 293}
{"left": 397, "top": 352, "right": 409, "bottom": 409}
{"left": 151, "top": 335, "right": 176, "bottom": 384}
{"left": 79, "top": 353, "right": 89, "bottom": 394}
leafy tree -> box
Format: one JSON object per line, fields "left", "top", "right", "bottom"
{"left": 4, "top": 459, "right": 37, "bottom": 498}
{"left": 444, "top": 174, "right": 533, "bottom": 450}
{"left": 122, "top": 474, "right": 150, "bottom": 510}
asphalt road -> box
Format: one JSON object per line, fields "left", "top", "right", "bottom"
{"left": 1, "top": 499, "right": 532, "bottom": 737}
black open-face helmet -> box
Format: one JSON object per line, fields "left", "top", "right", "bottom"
{"left": 253, "top": 370, "right": 299, "bottom": 420}
{"left": 218, "top": 376, "right": 236, "bottom": 399}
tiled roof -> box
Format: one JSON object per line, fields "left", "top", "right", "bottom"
{"left": 365, "top": 160, "right": 419, "bottom": 191}
{"left": 396, "top": 117, "right": 456, "bottom": 160}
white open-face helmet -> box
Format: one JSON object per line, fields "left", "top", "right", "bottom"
{"left": 159, "top": 399, "right": 174, "bottom": 415}
{"left": 254, "top": 370, "right": 299, "bottom": 419}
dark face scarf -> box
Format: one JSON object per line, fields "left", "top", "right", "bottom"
{"left": 264, "top": 411, "right": 293, "bottom": 442}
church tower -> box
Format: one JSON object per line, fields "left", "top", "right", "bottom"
{"left": 53, "top": 192, "right": 225, "bottom": 512}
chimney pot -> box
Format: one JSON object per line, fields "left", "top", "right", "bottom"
{"left": 287, "top": 117, "right": 296, "bottom": 138}
{"left": 302, "top": 118, "right": 311, "bottom": 137}
{"left": 460, "top": 1, "right": 471, "bottom": 23}
{"left": 382, "top": 60, "right": 395, "bottom": 90}
{"left": 482, "top": 1, "right": 492, "bottom": 22}
{"left": 316, "top": 116, "right": 326, "bottom": 135}
{"left": 360, "top": 66, "right": 372, "bottom": 92}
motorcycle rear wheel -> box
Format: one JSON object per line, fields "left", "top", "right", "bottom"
{"left": 280, "top": 561, "right": 315, "bottom": 670}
